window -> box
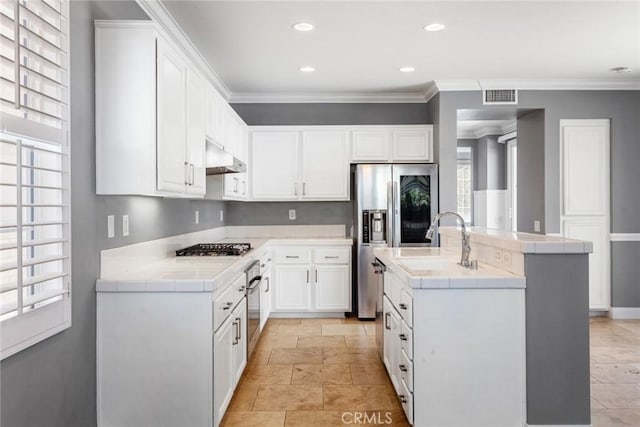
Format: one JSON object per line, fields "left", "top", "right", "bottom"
{"left": 457, "top": 146, "right": 473, "bottom": 224}
{"left": 1, "top": 0, "right": 70, "bottom": 360}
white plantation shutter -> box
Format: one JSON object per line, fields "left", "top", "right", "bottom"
{"left": 0, "top": 0, "right": 70, "bottom": 360}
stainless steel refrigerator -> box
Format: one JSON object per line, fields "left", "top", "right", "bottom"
{"left": 355, "top": 164, "right": 438, "bottom": 320}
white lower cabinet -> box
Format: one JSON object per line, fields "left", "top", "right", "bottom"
{"left": 382, "top": 268, "right": 526, "bottom": 426}
{"left": 271, "top": 245, "right": 351, "bottom": 313}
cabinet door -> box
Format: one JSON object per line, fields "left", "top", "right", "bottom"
{"left": 301, "top": 131, "right": 349, "bottom": 200}
{"left": 223, "top": 174, "right": 241, "bottom": 199}
{"left": 383, "top": 296, "right": 401, "bottom": 392}
{"left": 251, "top": 131, "right": 299, "bottom": 200}
{"left": 156, "top": 39, "right": 187, "bottom": 193}
{"left": 273, "top": 265, "right": 311, "bottom": 311}
{"left": 260, "top": 268, "right": 272, "bottom": 330}
{"left": 213, "top": 318, "right": 234, "bottom": 426}
{"left": 205, "top": 87, "right": 216, "bottom": 141}
{"left": 231, "top": 300, "right": 247, "bottom": 387}
{"left": 391, "top": 127, "right": 432, "bottom": 162}
{"left": 314, "top": 265, "right": 350, "bottom": 311}
{"left": 352, "top": 129, "right": 391, "bottom": 161}
{"left": 185, "top": 69, "right": 206, "bottom": 195}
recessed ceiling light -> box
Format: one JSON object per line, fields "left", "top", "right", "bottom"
{"left": 300, "top": 66, "right": 315, "bottom": 73}
{"left": 611, "top": 66, "right": 632, "bottom": 73}
{"left": 424, "top": 23, "right": 446, "bottom": 32}
{"left": 399, "top": 67, "right": 416, "bottom": 73}
{"left": 293, "top": 22, "right": 314, "bottom": 32}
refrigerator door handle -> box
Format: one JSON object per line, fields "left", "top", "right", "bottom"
{"left": 387, "top": 181, "right": 394, "bottom": 247}
{"left": 392, "top": 180, "right": 400, "bottom": 247}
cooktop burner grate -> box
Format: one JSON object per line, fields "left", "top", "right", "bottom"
{"left": 175, "top": 243, "right": 251, "bottom": 257}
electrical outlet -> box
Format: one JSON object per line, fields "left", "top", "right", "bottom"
{"left": 122, "top": 215, "right": 129, "bottom": 237}
{"left": 219, "top": 210, "right": 224, "bottom": 222}
{"left": 107, "top": 215, "right": 114, "bottom": 238}
{"left": 195, "top": 210, "right": 199, "bottom": 225}
{"left": 534, "top": 220, "right": 541, "bottom": 232}
{"left": 289, "top": 209, "right": 296, "bottom": 220}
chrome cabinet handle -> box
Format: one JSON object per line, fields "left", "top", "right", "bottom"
{"left": 184, "top": 161, "right": 190, "bottom": 185}
{"left": 190, "top": 163, "right": 195, "bottom": 185}
{"left": 238, "top": 285, "right": 246, "bottom": 293}
{"left": 265, "top": 277, "right": 270, "bottom": 293}
{"left": 306, "top": 270, "right": 309, "bottom": 283}
{"left": 236, "top": 316, "right": 241, "bottom": 341}
{"left": 232, "top": 320, "right": 238, "bottom": 345}
{"left": 398, "top": 394, "right": 407, "bottom": 404}
{"left": 285, "top": 255, "right": 299, "bottom": 259}
{"left": 315, "top": 269, "right": 318, "bottom": 283}
{"left": 303, "top": 182, "right": 306, "bottom": 195}
{"left": 399, "top": 364, "right": 408, "bottom": 372}
{"left": 222, "top": 301, "right": 233, "bottom": 310}
{"left": 294, "top": 182, "right": 298, "bottom": 196}
{"left": 385, "top": 312, "right": 391, "bottom": 330}
{"left": 399, "top": 303, "right": 407, "bottom": 310}
{"left": 399, "top": 333, "right": 407, "bottom": 341}
{"left": 325, "top": 256, "right": 339, "bottom": 259}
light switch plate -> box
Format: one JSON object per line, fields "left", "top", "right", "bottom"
{"left": 195, "top": 210, "right": 199, "bottom": 225}
{"left": 122, "top": 215, "right": 129, "bottom": 237}
{"left": 289, "top": 209, "right": 296, "bottom": 220}
{"left": 107, "top": 215, "right": 114, "bottom": 238}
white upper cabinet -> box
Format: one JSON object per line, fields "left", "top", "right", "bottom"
{"left": 250, "top": 128, "right": 350, "bottom": 201}
{"left": 351, "top": 126, "right": 433, "bottom": 163}
{"left": 301, "top": 131, "right": 349, "bottom": 200}
{"left": 95, "top": 22, "right": 208, "bottom": 197}
{"left": 250, "top": 131, "right": 300, "bottom": 200}
{"left": 185, "top": 68, "right": 207, "bottom": 196}
{"left": 351, "top": 129, "right": 391, "bottom": 161}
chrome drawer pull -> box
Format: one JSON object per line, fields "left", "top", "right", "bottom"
{"left": 385, "top": 312, "right": 391, "bottom": 330}
{"left": 222, "top": 302, "right": 233, "bottom": 310}
{"left": 324, "top": 256, "right": 339, "bottom": 259}
{"left": 398, "top": 394, "right": 407, "bottom": 403}
{"left": 399, "top": 333, "right": 407, "bottom": 341}
{"left": 399, "top": 303, "right": 408, "bottom": 310}
{"left": 399, "top": 364, "right": 408, "bottom": 372}
{"left": 285, "top": 255, "right": 299, "bottom": 259}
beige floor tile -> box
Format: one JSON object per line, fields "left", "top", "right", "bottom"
{"left": 322, "top": 324, "right": 367, "bottom": 336}
{"left": 343, "top": 317, "right": 364, "bottom": 324}
{"left": 617, "top": 320, "right": 640, "bottom": 334}
{"left": 243, "top": 364, "right": 293, "bottom": 385}
{"left": 300, "top": 318, "right": 346, "bottom": 326}
{"left": 591, "top": 363, "right": 640, "bottom": 384}
{"left": 221, "top": 410, "right": 286, "bottom": 427}
{"left": 592, "top": 398, "right": 607, "bottom": 410}
{"left": 227, "top": 383, "right": 261, "bottom": 411}
{"left": 267, "top": 318, "right": 303, "bottom": 326}
{"left": 323, "top": 348, "right": 380, "bottom": 364}
{"left": 592, "top": 409, "right": 640, "bottom": 427}
{"left": 345, "top": 335, "right": 377, "bottom": 348}
{"left": 253, "top": 385, "right": 323, "bottom": 411}
{"left": 291, "top": 364, "right": 352, "bottom": 385}
{"left": 323, "top": 385, "right": 396, "bottom": 411}
{"left": 249, "top": 349, "right": 271, "bottom": 366}
{"left": 363, "top": 323, "right": 376, "bottom": 336}
{"left": 256, "top": 335, "right": 299, "bottom": 350}
{"left": 270, "top": 347, "right": 323, "bottom": 364}
{"left": 278, "top": 325, "right": 322, "bottom": 336}
{"left": 591, "top": 346, "right": 640, "bottom": 364}
{"left": 591, "top": 384, "right": 640, "bottom": 409}
{"left": 284, "top": 410, "right": 344, "bottom": 427}
{"left": 297, "top": 336, "right": 346, "bottom": 348}
{"left": 350, "top": 364, "right": 391, "bottom": 385}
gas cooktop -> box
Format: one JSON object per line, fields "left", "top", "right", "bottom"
{"left": 175, "top": 243, "right": 251, "bottom": 257}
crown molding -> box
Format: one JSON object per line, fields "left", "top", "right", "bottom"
{"left": 423, "top": 82, "right": 439, "bottom": 103}
{"left": 228, "top": 92, "right": 429, "bottom": 104}
{"left": 436, "top": 79, "right": 640, "bottom": 92}
{"left": 135, "top": 0, "right": 232, "bottom": 99}
{"left": 435, "top": 80, "right": 482, "bottom": 91}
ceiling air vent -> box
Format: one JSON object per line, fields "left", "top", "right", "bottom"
{"left": 483, "top": 89, "right": 518, "bottom": 105}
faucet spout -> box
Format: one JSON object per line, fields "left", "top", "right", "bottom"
{"left": 426, "top": 211, "right": 471, "bottom": 268}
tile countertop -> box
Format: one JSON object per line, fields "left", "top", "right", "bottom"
{"left": 96, "top": 237, "right": 352, "bottom": 293}
{"left": 373, "top": 247, "right": 526, "bottom": 289}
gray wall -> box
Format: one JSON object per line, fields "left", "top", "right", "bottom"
{"left": 477, "top": 135, "right": 506, "bottom": 190}
{"left": 517, "top": 110, "right": 546, "bottom": 233}
{"left": 456, "top": 139, "right": 478, "bottom": 191}
{"left": 0, "top": 3, "right": 226, "bottom": 427}
{"left": 231, "top": 103, "right": 430, "bottom": 125}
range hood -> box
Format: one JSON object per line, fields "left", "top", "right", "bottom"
{"left": 205, "top": 138, "right": 247, "bottom": 175}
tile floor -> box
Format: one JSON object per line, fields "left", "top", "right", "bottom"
{"left": 220, "top": 317, "right": 409, "bottom": 427}
{"left": 221, "top": 317, "right": 640, "bottom": 427}
{"left": 590, "top": 317, "right": 640, "bottom": 426}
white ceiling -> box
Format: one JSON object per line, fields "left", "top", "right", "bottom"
{"left": 161, "top": 1, "right": 640, "bottom": 100}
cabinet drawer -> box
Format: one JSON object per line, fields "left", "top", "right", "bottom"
{"left": 274, "top": 247, "right": 312, "bottom": 264}
{"left": 213, "top": 275, "right": 245, "bottom": 332}
{"left": 399, "top": 378, "right": 413, "bottom": 425}
{"left": 313, "top": 247, "right": 350, "bottom": 264}
{"left": 399, "top": 289, "right": 413, "bottom": 327}
{"left": 400, "top": 320, "right": 413, "bottom": 361}
{"left": 400, "top": 349, "right": 413, "bottom": 392}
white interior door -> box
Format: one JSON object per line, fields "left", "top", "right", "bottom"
{"left": 560, "top": 119, "right": 610, "bottom": 310}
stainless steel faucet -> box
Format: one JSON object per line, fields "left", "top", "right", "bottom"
{"left": 426, "top": 211, "right": 472, "bottom": 268}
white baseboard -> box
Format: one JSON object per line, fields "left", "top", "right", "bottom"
{"left": 609, "top": 307, "right": 640, "bottom": 319}
{"left": 527, "top": 425, "right": 591, "bottom": 427}
{"left": 268, "top": 312, "right": 348, "bottom": 319}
